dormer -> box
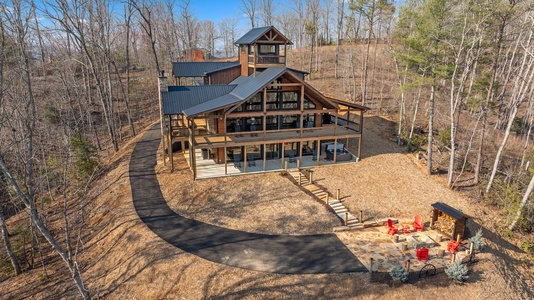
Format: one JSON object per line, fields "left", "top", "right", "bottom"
{"left": 235, "top": 26, "right": 293, "bottom": 76}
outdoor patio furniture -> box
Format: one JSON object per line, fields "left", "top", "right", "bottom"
{"left": 414, "top": 215, "right": 424, "bottom": 231}
{"left": 233, "top": 153, "right": 241, "bottom": 168}
{"left": 403, "top": 224, "right": 412, "bottom": 234}
{"left": 416, "top": 247, "right": 429, "bottom": 261}
{"left": 247, "top": 154, "right": 256, "bottom": 167}
{"left": 447, "top": 240, "right": 461, "bottom": 253}
{"left": 288, "top": 152, "right": 297, "bottom": 163}
{"left": 387, "top": 219, "right": 398, "bottom": 236}
{"left": 235, "top": 124, "right": 243, "bottom": 137}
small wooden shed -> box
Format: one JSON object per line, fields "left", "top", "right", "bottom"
{"left": 430, "top": 202, "right": 469, "bottom": 240}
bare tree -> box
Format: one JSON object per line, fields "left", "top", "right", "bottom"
{"left": 0, "top": 1, "right": 89, "bottom": 298}
{"left": 260, "top": 0, "right": 275, "bottom": 26}
{"left": 0, "top": 19, "right": 22, "bottom": 276}
{"left": 241, "top": 0, "right": 258, "bottom": 28}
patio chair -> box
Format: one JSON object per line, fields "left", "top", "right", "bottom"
{"left": 387, "top": 219, "right": 398, "bottom": 236}
{"left": 402, "top": 224, "right": 412, "bottom": 234}
{"left": 414, "top": 215, "right": 424, "bottom": 232}
{"left": 235, "top": 124, "right": 242, "bottom": 137}
{"left": 247, "top": 154, "right": 256, "bottom": 167}
{"left": 416, "top": 247, "right": 429, "bottom": 261}
{"left": 288, "top": 152, "right": 297, "bottom": 164}
{"left": 233, "top": 153, "right": 241, "bottom": 168}
{"left": 447, "top": 240, "right": 461, "bottom": 253}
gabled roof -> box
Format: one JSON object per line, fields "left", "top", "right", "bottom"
{"left": 235, "top": 26, "right": 293, "bottom": 45}
{"left": 183, "top": 68, "right": 287, "bottom": 117}
{"left": 162, "top": 85, "right": 236, "bottom": 115}
{"left": 172, "top": 61, "right": 240, "bottom": 77}
{"left": 431, "top": 202, "right": 468, "bottom": 220}
{"left": 163, "top": 67, "right": 343, "bottom": 118}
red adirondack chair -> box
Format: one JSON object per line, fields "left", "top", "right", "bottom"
{"left": 414, "top": 215, "right": 424, "bottom": 232}
{"left": 387, "top": 219, "right": 398, "bottom": 235}
{"left": 447, "top": 240, "right": 461, "bottom": 253}
{"left": 416, "top": 247, "right": 429, "bottom": 261}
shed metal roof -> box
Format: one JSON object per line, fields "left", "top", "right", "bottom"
{"left": 431, "top": 202, "right": 469, "bottom": 220}
{"left": 172, "top": 61, "right": 239, "bottom": 77}
{"left": 234, "top": 26, "right": 292, "bottom": 45}
{"left": 162, "top": 85, "right": 236, "bottom": 115}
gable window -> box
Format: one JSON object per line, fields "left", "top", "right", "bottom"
{"left": 244, "top": 93, "right": 262, "bottom": 111}
{"left": 304, "top": 97, "right": 316, "bottom": 109}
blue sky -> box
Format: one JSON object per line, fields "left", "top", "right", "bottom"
{"left": 189, "top": 0, "right": 246, "bottom": 24}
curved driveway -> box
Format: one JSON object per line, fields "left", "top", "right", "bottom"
{"left": 129, "top": 124, "right": 366, "bottom": 273}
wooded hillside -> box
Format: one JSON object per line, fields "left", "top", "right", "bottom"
{"left": 1, "top": 0, "right": 534, "bottom": 298}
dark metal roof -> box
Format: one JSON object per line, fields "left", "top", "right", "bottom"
{"left": 172, "top": 61, "right": 239, "bottom": 77}
{"left": 231, "top": 67, "right": 286, "bottom": 100}
{"left": 235, "top": 26, "right": 272, "bottom": 44}
{"left": 162, "top": 85, "right": 236, "bottom": 115}
{"left": 431, "top": 202, "right": 469, "bottom": 220}
{"left": 183, "top": 68, "right": 287, "bottom": 117}
{"left": 183, "top": 93, "right": 240, "bottom": 117}
{"left": 235, "top": 26, "right": 293, "bottom": 45}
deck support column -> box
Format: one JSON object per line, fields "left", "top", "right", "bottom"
{"left": 168, "top": 115, "right": 174, "bottom": 171}
{"left": 244, "top": 146, "right": 248, "bottom": 173}
{"left": 281, "top": 142, "right": 285, "bottom": 170}
{"left": 316, "top": 139, "right": 321, "bottom": 166}
{"left": 359, "top": 112, "right": 364, "bottom": 160}
{"left": 333, "top": 138, "right": 338, "bottom": 164}
{"left": 263, "top": 143, "right": 267, "bottom": 171}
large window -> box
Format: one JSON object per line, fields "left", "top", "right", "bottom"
{"left": 282, "top": 92, "right": 299, "bottom": 109}
{"left": 265, "top": 115, "right": 278, "bottom": 130}
{"left": 265, "top": 91, "right": 300, "bottom": 111}
{"left": 281, "top": 115, "right": 300, "bottom": 129}
{"left": 259, "top": 44, "right": 276, "bottom": 54}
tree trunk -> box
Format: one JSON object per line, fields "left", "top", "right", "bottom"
{"left": 486, "top": 36, "right": 534, "bottom": 193}
{"left": 510, "top": 172, "right": 534, "bottom": 231}
{"left": 0, "top": 157, "right": 90, "bottom": 300}
{"left": 427, "top": 83, "right": 435, "bottom": 175}
{"left": 0, "top": 203, "right": 22, "bottom": 275}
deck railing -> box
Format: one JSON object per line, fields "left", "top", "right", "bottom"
{"left": 248, "top": 55, "right": 286, "bottom": 65}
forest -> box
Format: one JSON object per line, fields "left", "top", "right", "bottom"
{"left": 1, "top": 0, "right": 534, "bottom": 298}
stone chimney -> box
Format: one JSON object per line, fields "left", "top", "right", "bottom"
{"left": 158, "top": 70, "right": 168, "bottom": 138}
{"left": 158, "top": 70, "right": 168, "bottom": 93}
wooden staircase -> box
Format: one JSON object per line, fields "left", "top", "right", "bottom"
{"left": 288, "top": 170, "right": 361, "bottom": 230}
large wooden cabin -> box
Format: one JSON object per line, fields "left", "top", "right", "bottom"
{"left": 158, "top": 26, "right": 369, "bottom": 179}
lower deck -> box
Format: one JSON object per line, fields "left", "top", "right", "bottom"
{"left": 185, "top": 147, "right": 358, "bottom": 179}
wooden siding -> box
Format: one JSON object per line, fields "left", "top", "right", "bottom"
{"left": 210, "top": 66, "right": 241, "bottom": 84}
{"left": 239, "top": 45, "right": 249, "bottom": 76}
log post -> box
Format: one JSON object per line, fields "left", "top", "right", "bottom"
{"left": 369, "top": 258, "right": 374, "bottom": 273}
{"left": 336, "top": 189, "right": 340, "bottom": 200}
{"left": 406, "top": 259, "right": 411, "bottom": 272}
{"left": 360, "top": 210, "right": 363, "bottom": 224}
{"left": 344, "top": 213, "right": 348, "bottom": 225}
